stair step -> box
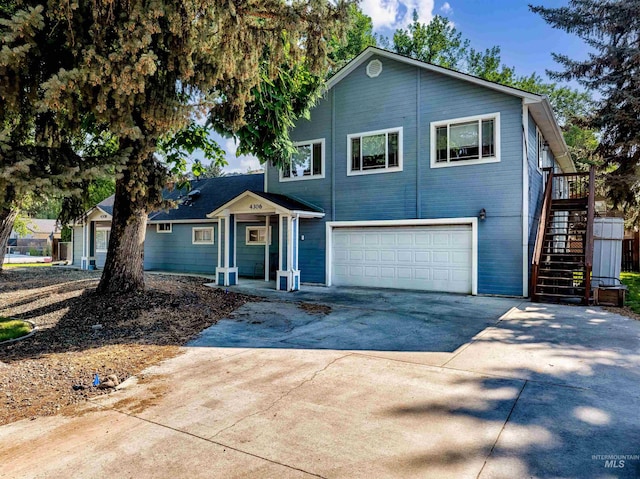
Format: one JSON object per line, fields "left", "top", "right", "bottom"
{"left": 537, "top": 276, "right": 580, "bottom": 281}
{"left": 537, "top": 283, "right": 585, "bottom": 290}
{"left": 535, "top": 290, "right": 585, "bottom": 296}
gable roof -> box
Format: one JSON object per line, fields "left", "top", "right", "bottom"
{"left": 326, "top": 47, "right": 574, "bottom": 172}
{"left": 251, "top": 191, "right": 324, "bottom": 213}
{"left": 207, "top": 190, "right": 324, "bottom": 219}
{"left": 148, "top": 174, "right": 265, "bottom": 222}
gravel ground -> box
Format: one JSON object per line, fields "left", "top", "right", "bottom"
{"left": 0, "top": 268, "right": 249, "bottom": 426}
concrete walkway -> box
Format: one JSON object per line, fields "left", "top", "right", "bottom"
{"left": 1, "top": 291, "right": 639, "bottom": 478}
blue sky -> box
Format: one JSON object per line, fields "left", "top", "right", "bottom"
{"left": 218, "top": 0, "right": 590, "bottom": 173}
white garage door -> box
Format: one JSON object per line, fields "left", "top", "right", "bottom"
{"left": 331, "top": 225, "right": 472, "bottom": 293}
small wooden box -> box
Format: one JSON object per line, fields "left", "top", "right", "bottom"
{"left": 594, "top": 287, "right": 627, "bottom": 307}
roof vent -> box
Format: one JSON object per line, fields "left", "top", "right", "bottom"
{"left": 366, "top": 59, "right": 383, "bottom": 78}
{"left": 187, "top": 189, "right": 201, "bottom": 198}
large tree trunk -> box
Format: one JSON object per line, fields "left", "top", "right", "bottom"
{"left": 0, "top": 208, "right": 19, "bottom": 273}
{"left": 96, "top": 141, "right": 163, "bottom": 294}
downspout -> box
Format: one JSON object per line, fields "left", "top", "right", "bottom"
{"left": 416, "top": 68, "right": 422, "bottom": 218}
{"left": 331, "top": 88, "right": 336, "bottom": 221}
{"left": 522, "top": 100, "right": 530, "bottom": 297}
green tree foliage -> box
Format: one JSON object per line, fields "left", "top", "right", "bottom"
{"left": 212, "top": 62, "right": 325, "bottom": 168}
{"left": 387, "top": 10, "right": 594, "bottom": 177}
{"left": 2, "top": 0, "right": 350, "bottom": 292}
{"left": 329, "top": 3, "right": 378, "bottom": 70}
{"left": 393, "top": 12, "right": 469, "bottom": 67}
{"left": 531, "top": 0, "right": 640, "bottom": 215}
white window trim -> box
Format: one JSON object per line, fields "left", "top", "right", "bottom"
{"left": 192, "top": 227, "right": 214, "bottom": 245}
{"left": 430, "top": 112, "right": 501, "bottom": 168}
{"left": 246, "top": 226, "right": 271, "bottom": 245}
{"left": 347, "top": 127, "right": 403, "bottom": 176}
{"left": 95, "top": 227, "right": 110, "bottom": 253}
{"left": 280, "top": 138, "right": 326, "bottom": 182}
{"left": 156, "top": 223, "right": 172, "bottom": 233}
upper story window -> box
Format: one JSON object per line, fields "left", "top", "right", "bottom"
{"left": 156, "top": 223, "right": 172, "bottom": 233}
{"left": 280, "top": 139, "right": 325, "bottom": 181}
{"left": 347, "top": 127, "right": 403, "bottom": 176}
{"left": 431, "top": 113, "right": 500, "bottom": 168}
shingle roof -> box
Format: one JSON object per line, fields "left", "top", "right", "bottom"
{"left": 96, "top": 195, "right": 114, "bottom": 216}
{"left": 250, "top": 191, "right": 324, "bottom": 213}
{"left": 147, "top": 174, "right": 264, "bottom": 221}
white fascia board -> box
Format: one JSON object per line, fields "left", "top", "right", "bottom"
{"left": 148, "top": 218, "right": 219, "bottom": 224}
{"left": 207, "top": 190, "right": 323, "bottom": 218}
{"left": 526, "top": 97, "right": 575, "bottom": 173}
{"left": 292, "top": 210, "right": 325, "bottom": 218}
{"left": 326, "top": 47, "right": 543, "bottom": 103}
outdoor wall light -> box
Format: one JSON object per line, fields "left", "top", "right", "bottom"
{"left": 479, "top": 208, "right": 487, "bottom": 221}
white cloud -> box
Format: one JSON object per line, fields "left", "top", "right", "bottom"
{"left": 221, "top": 137, "right": 262, "bottom": 174}
{"left": 440, "top": 2, "right": 452, "bottom": 14}
{"left": 360, "top": 0, "right": 434, "bottom": 31}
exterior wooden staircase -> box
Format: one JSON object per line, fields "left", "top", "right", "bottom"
{"left": 531, "top": 166, "right": 595, "bottom": 304}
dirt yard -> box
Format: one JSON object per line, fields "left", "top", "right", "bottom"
{"left": 0, "top": 268, "right": 249, "bottom": 426}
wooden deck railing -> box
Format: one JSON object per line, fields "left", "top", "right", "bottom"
{"left": 530, "top": 169, "right": 555, "bottom": 301}
{"left": 551, "top": 171, "right": 590, "bottom": 200}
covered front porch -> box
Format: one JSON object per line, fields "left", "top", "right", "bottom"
{"left": 207, "top": 191, "right": 324, "bottom": 291}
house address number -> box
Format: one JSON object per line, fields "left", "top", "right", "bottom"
{"left": 249, "top": 204, "right": 263, "bottom": 210}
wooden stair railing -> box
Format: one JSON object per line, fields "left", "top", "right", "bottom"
{"left": 531, "top": 168, "right": 554, "bottom": 302}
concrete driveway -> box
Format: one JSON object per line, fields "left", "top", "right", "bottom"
{"left": 1, "top": 287, "right": 639, "bottom": 478}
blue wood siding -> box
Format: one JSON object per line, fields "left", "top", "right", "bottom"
{"left": 236, "top": 222, "right": 267, "bottom": 277}
{"left": 267, "top": 54, "right": 526, "bottom": 295}
{"left": 419, "top": 70, "right": 524, "bottom": 295}
{"left": 144, "top": 223, "right": 217, "bottom": 274}
{"left": 72, "top": 227, "right": 83, "bottom": 267}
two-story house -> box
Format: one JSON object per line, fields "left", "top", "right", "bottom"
{"left": 72, "top": 47, "right": 574, "bottom": 297}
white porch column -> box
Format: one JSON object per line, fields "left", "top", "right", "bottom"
{"left": 276, "top": 214, "right": 301, "bottom": 291}
{"left": 264, "top": 215, "right": 270, "bottom": 282}
{"left": 215, "top": 211, "right": 238, "bottom": 286}
{"left": 81, "top": 221, "right": 88, "bottom": 270}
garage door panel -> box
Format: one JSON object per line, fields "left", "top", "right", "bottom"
{"left": 433, "top": 251, "right": 450, "bottom": 263}
{"left": 398, "top": 251, "right": 413, "bottom": 262}
{"left": 397, "top": 268, "right": 413, "bottom": 279}
{"left": 380, "top": 234, "right": 396, "bottom": 245}
{"left": 332, "top": 225, "right": 472, "bottom": 294}
{"left": 414, "top": 252, "right": 430, "bottom": 262}
{"left": 380, "top": 250, "right": 396, "bottom": 262}
{"left": 380, "top": 267, "right": 395, "bottom": 278}
{"left": 350, "top": 250, "right": 364, "bottom": 261}
{"left": 452, "top": 251, "right": 471, "bottom": 264}
{"left": 397, "top": 235, "right": 413, "bottom": 245}
{"left": 364, "top": 266, "right": 379, "bottom": 277}
{"left": 414, "top": 268, "right": 431, "bottom": 280}
{"left": 365, "top": 250, "right": 379, "bottom": 261}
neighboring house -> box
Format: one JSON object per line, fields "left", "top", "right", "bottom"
{"left": 73, "top": 47, "right": 575, "bottom": 297}
{"left": 8, "top": 218, "right": 61, "bottom": 256}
